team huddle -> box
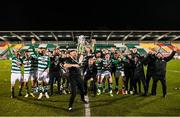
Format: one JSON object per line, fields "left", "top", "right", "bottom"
{"left": 8, "top": 38, "right": 177, "bottom": 102}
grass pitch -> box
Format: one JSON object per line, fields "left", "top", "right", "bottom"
{"left": 0, "top": 60, "right": 180, "bottom": 116}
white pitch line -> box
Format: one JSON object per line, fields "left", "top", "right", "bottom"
{"left": 168, "top": 70, "right": 180, "bottom": 73}
{"left": 84, "top": 95, "right": 91, "bottom": 117}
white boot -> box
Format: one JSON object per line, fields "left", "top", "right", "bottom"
{"left": 38, "top": 93, "right": 43, "bottom": 99}
{"left": 24, "top": 93, "right": 29, "bottom": 98}
{"left": 30, "top": 93, "right": 35, "bottom": 97}
{"left": 45, "top": 92, "right": 49, "bottom": 99}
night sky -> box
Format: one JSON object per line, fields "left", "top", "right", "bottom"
{"left": 0, "top": 1, "right": 180, "bottom": 30}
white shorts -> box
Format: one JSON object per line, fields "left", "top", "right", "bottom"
{"left": 38, "top": 71, "right": 49, "bottom": 83}
{"left": 121, "top": 71, "right": 125, "bottom": 77}
{"left": 24, "top": 73, "right": 34, "bottom": 82}
{"left": 101, "top": 71, "right": 112, "bottom": 79}
{"left": 11, "top": 73, "right": 23, "bottom": 85}
{"left": 116, "top": 70, "right": 125, "bottom": 77}
{"left": 96, "top": 70, "right": 101, "bottom": 76}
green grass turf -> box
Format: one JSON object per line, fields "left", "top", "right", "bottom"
{"left": 0, "top": 60, "right": 180, "bottom": 116}
{"left": 0, "top": 60, "right": 84, "bottom": 116}
{"left": 89, "top": 60, "right": 180, "bottom": 116}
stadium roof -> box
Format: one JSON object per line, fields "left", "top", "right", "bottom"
{"left": 0, "top": 31, "right": 180, "bottom": 42}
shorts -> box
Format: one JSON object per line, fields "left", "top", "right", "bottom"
{"left": 24, "top": 72, "right": 34, "bottom": 82}
{"left": 114, "top": 70, "right": 125, "bottom": 78}
{"left": 96, "top": 70, "right": 102, "bottom": 77}
{"left": 38, "top": 71, "right": 49, "bottom": 83}
{"left": 101, "top": 71, "right": 112, "bottom": 79}
{"left": 11, "top": 73, "right": 23, "bottom": 85}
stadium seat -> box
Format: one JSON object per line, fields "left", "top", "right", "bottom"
{"left": 125, "top": 44, "right": 139, "bottom": 48}
{"left": 137, "top": 48, "right": 148, "bottom": 55}
{"left": 12, "top": 44, "right": 23, "bottom": 50}
{"left": 95, "top": 44, "right": 116, "bottom": 49}
{"left": 140, "top": 43, "right": 159, "bottom": 50}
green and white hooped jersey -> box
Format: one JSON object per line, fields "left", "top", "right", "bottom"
{"left": 38, "top": 55, "right": 50, "bottom": 72}
{"left": 29, "top": 47, "right": 38, "bottom": 71}
{"left": 23, "top": 58, "right": 32, "bottom": 74}
{"left": 112, "top": 58, "right": 124, "bottom": 71}
{"left": 31, "top": 55, "right": 38, "bottom": 72}
{"left": 11, "top": 56, "right": 22, "bottom": 74}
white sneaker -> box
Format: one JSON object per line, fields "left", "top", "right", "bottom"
{"left": 68, "top": 107, "right": 72, "bottom": 111}
{"left": 63, "top": 90, "right": 67, "bottom": 95}
{"left": 24, "top": 94, "right": 29, "bottom": 98}
{"left": 30, "top": 93, "right": 35, "bottom": 97}
{"left": 130, "top": 91, "right": 133, "bottom": 95}
{"left": 45, "top": 92, "right": 50, "bottom": 99}
{"left": 125, "top": 90, "right": 128, "bottom": 95}
{"left": 38, "top": 93, "right": 43, "bottom": 99}
{"left": 97, "top": 89, "right": 101, "bottom": 95}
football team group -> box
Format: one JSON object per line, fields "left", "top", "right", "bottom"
{"left": 7, "top": 38, "right": 177, "bottom": 111}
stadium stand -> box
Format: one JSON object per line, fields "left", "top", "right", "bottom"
{"left": 95, "top": 44, "right": 116, "bottom": 49}
{"left": 172, "top": 43, "right": 180, "bottom": 50}
{"left": 125, "top": 44, "right": 139, "bottom": 48}
{"left": 140, "top": 43, "right": 159, "bottom": 50}
{"left": 12, "top": 44, "right": 23, "bottom": 50}
{"left": 134, "top": 45, "right": 148, "bottom": 55}
{"left": 0, "top": 31, "right": 180, "bottom": 59}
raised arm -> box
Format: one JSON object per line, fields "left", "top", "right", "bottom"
{"left": 164, "top": 48, "right": 177, "bottom": 62}
{"left": 7, "top": 44, "right": 14, "bottom": 58}
{"left": 64, "top": 63, "right": 80, "bottom": 68}
{"left": 31, "top": 38, "right": 39, "bottom": 57}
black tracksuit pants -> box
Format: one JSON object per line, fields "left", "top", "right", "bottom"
{"left": 133, "top": 75, "right": 147, "bottom": 95}
{"left": 125, "top": 71, "right": 134, "bottom": 91}
{"left": 146, "top": 71, "right": 155, "bottom": 93}
{"left": 152, "top": 75, "right": 167, "bottom": 96}
{"left": 84, "top": 75, "right": 97, "bottom": 96}
{"left": 49, "top": 72, "right": 61, "bottom": 95}
{"left": 69, "top": 74, "right": 85, "bottom": 108}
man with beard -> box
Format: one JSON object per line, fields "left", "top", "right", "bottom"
{"left": 32, "top": 42, "right": 50, "bottom": 100}
{"left": 49, "top": 48, "right": 62, "bottom": 96}
{"left": 23, "top": 50, "right": 36, "bottom": 98}
{"left": 64, "top": 50, "right": 88, "bottom": 112}
{"left": 8, "top": 44, "right": 23, "bottom": 98}
{"left": 144, "top": 49, "right": 156, "bottom": 94}
{"left": 84, "top": 56, "right": 97, "bottom": 97}
{"left": 152, "top": 48, "right": 177, "bottom": 97}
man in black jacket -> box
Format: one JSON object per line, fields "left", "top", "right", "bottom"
{"left": 124, "top": 54, "right": 135, "bottom": 94}
{"left": 145, "top": 49, "right": 156, "bottom": 94}
{"left": 49, "top": 48, "right": 62, "bottom": 96}
{"left": 152, "top": 48, "right": 176, "bottom": 97}
{"left": 133, "top": 55, "right": 147, "bottom": 96}
{"left": 64, "top": 50, "right": 88, "bottom": 112}
{"left": 84, "top": 56, "right": 97, "bottom": 97}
